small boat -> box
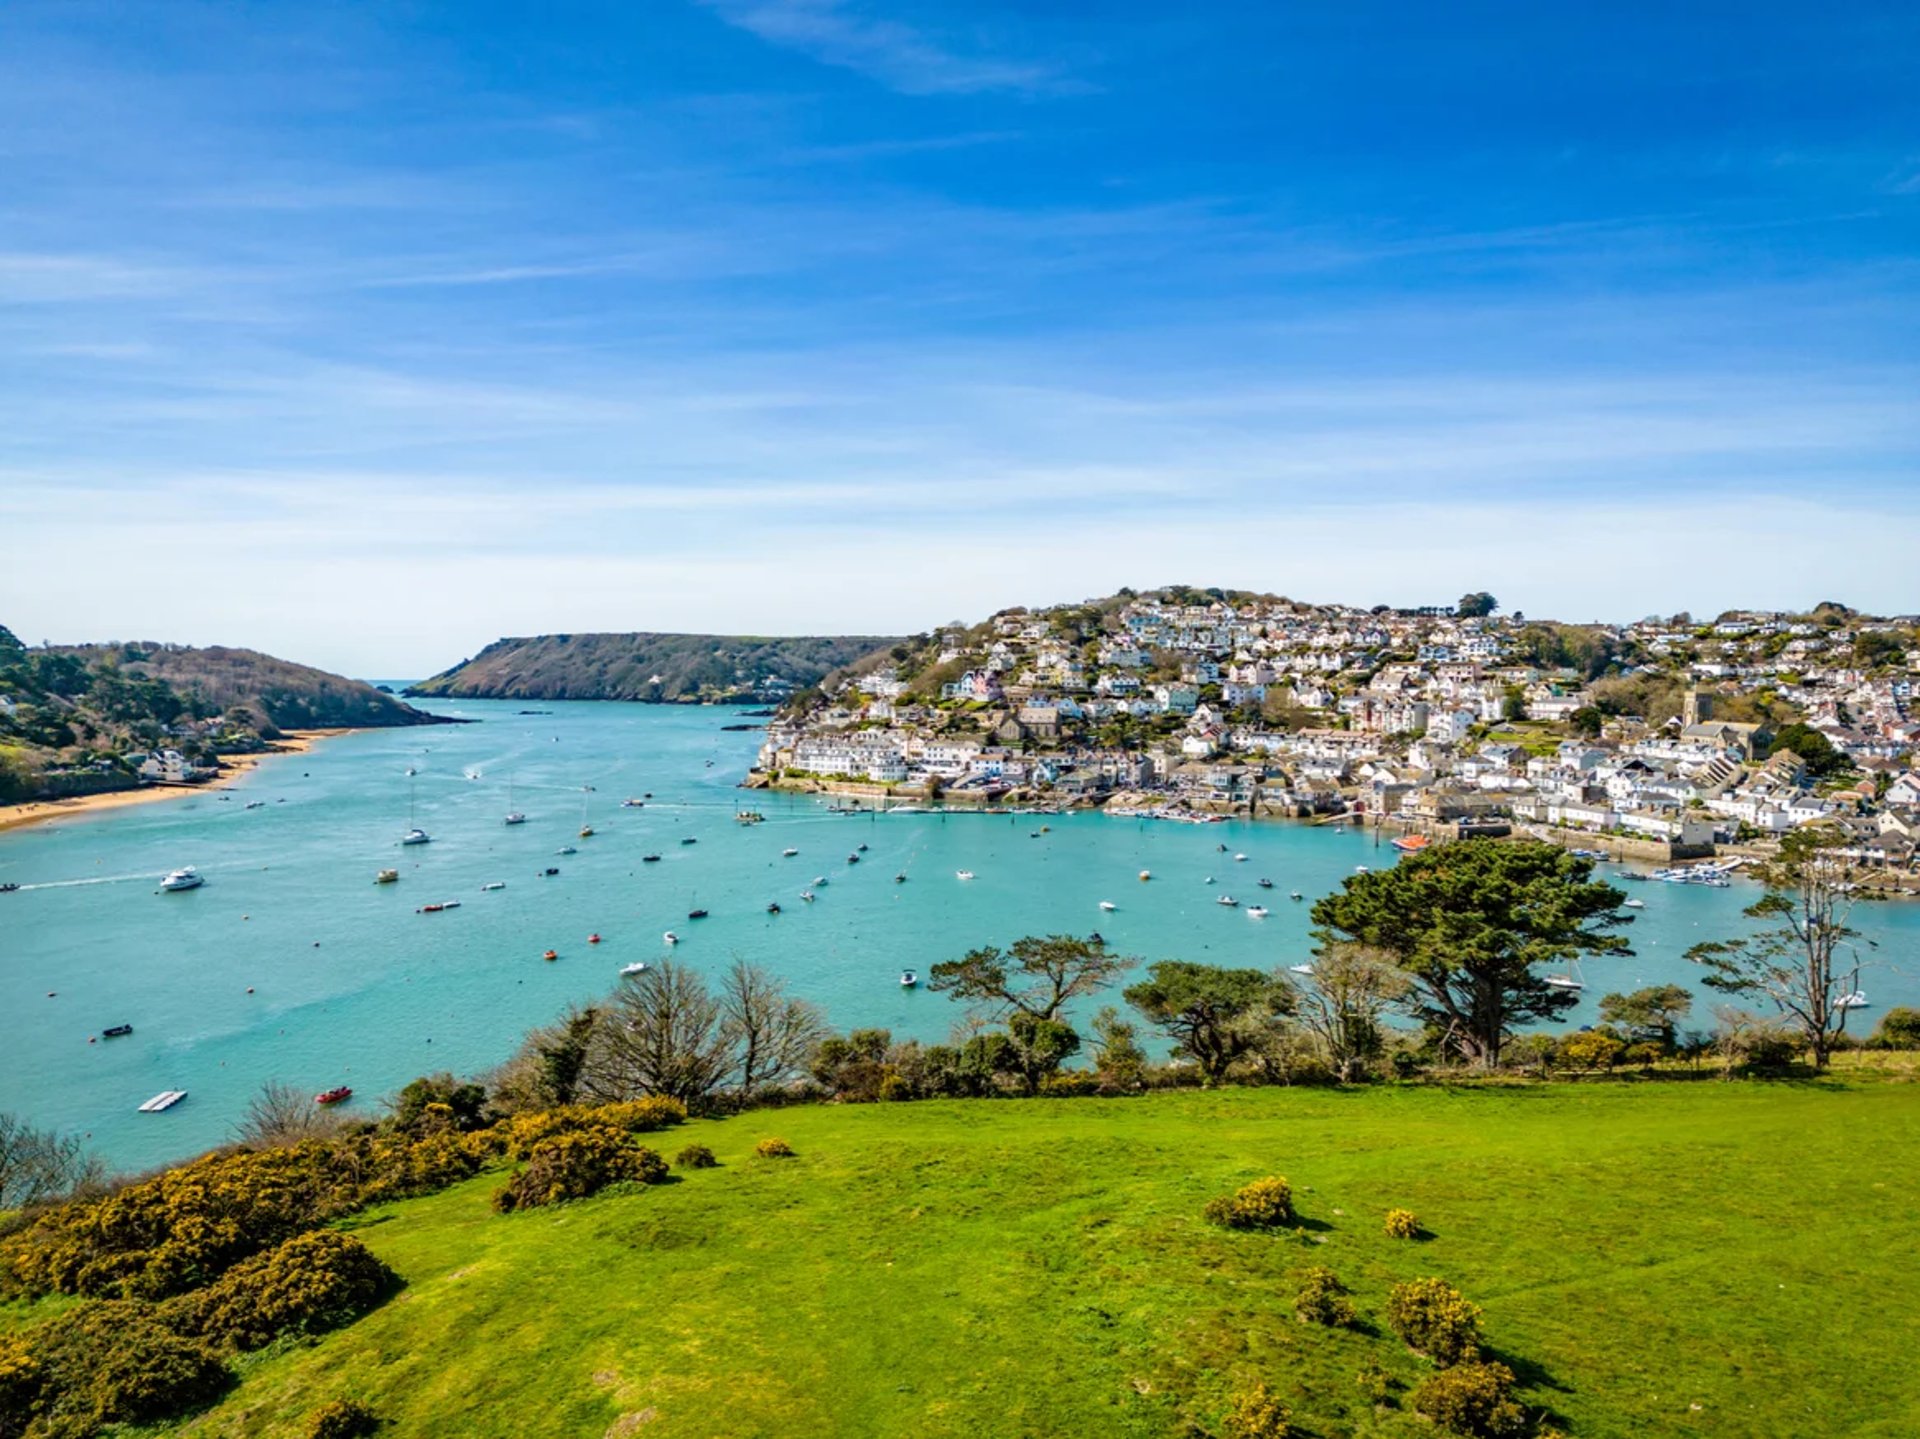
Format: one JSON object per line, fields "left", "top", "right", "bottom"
{"left": 504, "top": 812, "right": 526, "bottom": 825}
{"left": 1288, "top": 963, "right": 1315, "bottom": 976}
{"left": 160, "top": 867, "right": 204, "bottom": 892}
{"left": 401, "top": 828, "right": 431, "bottom": 846}
{"left": 1089, "top": 931, "right": 1105, "bottom": 945}
{"left": 783, "top": 848, "right": 799, "bottom": 857}
{"left": 245, "top": 800, "right": 265, "bottom": 810}
{"left": 687, "top": 908, "right": 709, "bottom": 920}
{"left": 1139, "top": 870, "right": 1152, "bottom": 881}
{"left": 1257, "top": 878, "right": 1274, "bottom": 889}
{"left": 1099, "top": 900, "right": 1117, "bottom": 912}
{"left": 1354, "top": 865, "right": 1370, "bottom": 874}
{"left": 681, "top": 837, "right": 698, "bottom": 846}
{"left": 900, "top": 970, "right": 919, "bottom": 988}
{"left": 314, "top": 1086, "right": 352, "bottom": 1106}
{"left": 543, "top": 866, "right": 560, "bottom": 876}
{"left": 543, "top": 949, "right": 559, "bottom": 961}
{"left": 642, "top": 854, "right": 662, "bottom": 863}
{"left": 663, "top": 931, "right": 678, "bottom": 945}
{"left": 1544, "top": 975, "right": 1584, "bottom": 992}
{"left": 1216, "top": 894, "right": 1239, "bottom": 907}
{"left": 1217, "top": 843, "right": 1228, "bottom": 852}
{"left": 894, "top": 873, "right": 907, "bottom": 884}
{"left": 1247, "top": 905, "right": 1270, "bottom": 918}
{"left": 1623, "top": 898, "right": 1644, "bottom": 909}
{"left": 482, "top": 881, "right": 505, "bottom": 891}
{"left": 955, "top": 869, "right": 975, "bottom": 881}
{"left": 579, "top": 826, "right": 595, "bottom": 839}
{"left": 768, "top": 902, "right": 782, "bottom": 914}
{"left": 138, "top": 1090, "right": 187, "bottom": 1113}
{"left": 1204, "top": 876, "right": 1216, "bottom": 885}
{"left": 1234, "top": 853, "right": 1249, "bottom": 862}
{"left": 587, "top": 933, "right": 602, "bottom": 944}
{"left": 419, "top": 903, "right": 445, "bottom": 913}
{"left": 735, "top": 810, "right": 765, "bottom": 824}
{"left": 620, "top": 961, "right": 649, "bottom": 976}
{"left": 1289, "top": 891, "right": 1303, "bottom": 901}
{"left": 557, "top": 845, "right": 577, "bottom": 855}
{"left": 1391, "top": 835, "right": 1431, "bottom": 854}
{"left": 847, "top": 853, "right": 861, "bottom": 864}
{"left": 375, "top": 869, "right": 399, "bottom": 884}
{"left": 0, "top": 882, "right": 17, "bottom": 894}
{"left": 622, "top": 798, "right": 646, "bottom": 808}
{"left": 102, "top": 1023, "right": 134, "bottom": 1039}
{"left": 800, "top": 890, "right": 815, "bottom": 902}
{"left": 1836, "top": 991, "right": 1870, "bottom": 1010}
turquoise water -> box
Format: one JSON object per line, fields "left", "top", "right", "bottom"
{"left": 4, "top": 698, "right": 1915, "bottom": 1174}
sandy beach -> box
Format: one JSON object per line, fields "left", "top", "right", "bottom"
{"left": 0, "top": 730, "right": 351, "bottom": 836}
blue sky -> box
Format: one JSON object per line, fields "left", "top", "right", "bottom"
{"left": 2, "top": 1, "right": 1916, "bottom": 673}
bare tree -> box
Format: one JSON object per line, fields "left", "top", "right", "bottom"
{"left": 1296, "top": 944, "right": 1413, "bottom": 1082}
{"left": 0, "top": 1112, "right": 104, "bottom": 1209}
{"left": 579, "top": 961, "right": 735, "bottom": 1104}
{"left": 1686, "top": 829, "right": 1874, "bottom": 1067}
{"left": 235, "top": 1080, "right": 343, "bottom": 1149}
{"left": 720, "top": 961, "right": 829, "bottom": 1096}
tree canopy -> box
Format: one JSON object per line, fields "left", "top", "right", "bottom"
{"left": 1122, "top": 961, "right": 1293, "bottom": 1083}
{"left": 929, "top": 935, "right": 1135, "bottom": 1021}
{"left": 1455, "top": 592, "right": 1498, "bottom": 618}
{"left": 1310, "top": 840, "right": 1631, "bottom": 1067}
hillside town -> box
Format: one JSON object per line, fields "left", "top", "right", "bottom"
{"left": 752, "top": 590, "right": 1920, "bottom": 883}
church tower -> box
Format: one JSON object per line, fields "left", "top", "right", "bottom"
{"left": 1682, "top": 689, "right": 1712, "bottom": 727}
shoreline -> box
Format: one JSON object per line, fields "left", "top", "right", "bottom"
{"left": 0, "top": 730, "right": 351, "bottom": 836}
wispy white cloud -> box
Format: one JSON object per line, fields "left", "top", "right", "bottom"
{"left": 697, "top": 0, "right": 1074, "bottom": 96}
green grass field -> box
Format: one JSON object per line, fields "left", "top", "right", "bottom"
{"left": 125, "top": 1082, "right": 1920, "bottom": 1438}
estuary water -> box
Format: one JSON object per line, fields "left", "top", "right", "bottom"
{"left": 4, "top": 698, "right": 1915, "bottom": 1174}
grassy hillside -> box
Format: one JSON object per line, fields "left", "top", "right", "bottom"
{"left": 408, "top": 632, "right": 901, "bottom": 703}
{"left": 143, "top": 1083, "right": 1920, "bottom": 1439}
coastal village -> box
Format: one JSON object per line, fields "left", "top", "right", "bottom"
{"left": 753, "top": 590, "right": 1920, "bottom": 888}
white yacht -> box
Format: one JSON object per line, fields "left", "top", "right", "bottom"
{"left": 1246, "top": 905, "right": 1269, "bottom": 919}
{"left": 620, "top": 961, "right": 650, "bottom": 976}
{"left": 783, "top": 847, "right": 799, "bottom": 857}
{"left": 160, "top": 867, "right": 204, "bottom": 892}
{"left": 1836, "top": 991, "right": 1870, "bottom": 1010}
{"left": 400, "top": 827, "right": 431, "bottom": 846}
{"left": 1544, "top": 974, "right": 1585, "bottom": 992}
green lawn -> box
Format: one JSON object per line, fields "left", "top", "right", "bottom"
{"left": 139, "top": 1082, "right": 1918, "bottom": 1438}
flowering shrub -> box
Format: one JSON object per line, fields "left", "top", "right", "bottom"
{"left": 754, "top": 1137, "right": 796, "bottom": 1159}
{"left": 1293, "top": 1267, "right": 1356, "bottom": 1327}
{"left": 1384, "top": 1208, "right": 1421, "bottom": 1239}
{"left": 674, "top": 1144, "right": 718, "bottom": 1170}
{"left": 1221, "top": 1379, "right": 1293, "bottom": 1439}
{"left": 1410, "top": 1360, "right": 1526, "bottom": 1436}
{"left": 163, "top": 1231, "right": 397, "bottom": 1353}
{"left": 1204, "top": 1176, "right": 1295, "bottom": 1230}
{"left": 492, "top": 1129, "right": 667, "bottom": 1212}
{"left": 1557, "top": 1031, "right": 1624, "bottom": 1072}
{"left": 1386, "top": 1277, "right": 1483, "bottom": 1366}
{"left": 306, "top": 1397, "right": 383, "bottom": 1439}
{"left": 498, "top": 1100, "right": 686, "bottom": 1163}
{"left": 13, "top": 1300, "right": 230, "bottom": 1433}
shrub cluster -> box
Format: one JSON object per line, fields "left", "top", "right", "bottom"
{"left": 1410, "top": 1360, "right": 1527, "bottom": 1437}
{"left": 0, "top": 1131, "right": 479, "bottom": 1302}
{"left": 1203, "top": 1176, "right": 1295, "bottom": 1230}
{"left": 6, "top": 1300, "right": 230, "bottom": 1435}
{"left": 492, "top": 1099, "right": 687, "bottom": 1164}
{"left": 1221, "top": 1379, "right": 1294, "bottom": 1439}
{"left": 674, "top": 1144, "right": 718, "bottom": 1170}
{"left": 1384, "top": 1207, "right": 1421, "bottom": 1239}
{"left": 492, "top": 1129, "right": 668, "bottom": 1213}
{"left": 163, "top": 1231, "right": 397, "bottom": 1353}
{"left": 1292, "top": 1266, "right": 1355, "bottom": 1327}
{"left": 306, "top": 1397, "right": 383, "bottom": 1439}
{"left": 754, "top": 1137, "right": 796, "bottom": 1159}
{"left": 1386, "top": 1277, "right": 1483, "bottom": 1366}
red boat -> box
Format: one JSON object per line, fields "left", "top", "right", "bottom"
{"left": 314, "top": 1086, "right": 352, "bottom": 1106}
{"left": 543, "top": 949, "right": 559, "bottom": 962}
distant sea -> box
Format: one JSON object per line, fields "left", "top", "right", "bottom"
{"left": 4, "top": 697, "right": 1915, "bottom": 1174}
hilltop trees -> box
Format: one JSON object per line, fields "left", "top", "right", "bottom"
{"left": 1686, "top": 829, "right": 1871, "bottom": 1067}
{"left": 1311, "top": 841, "right": 1632, "bottom": 1068}
{"left": 1455, "top": 592, "right": 1498, "bottom": 618}
{"left": 1123, "top": 961, "right": 1294, "bottom": 1083}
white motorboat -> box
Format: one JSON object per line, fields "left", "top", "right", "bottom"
{"left": 662, "top": 931, "right": 679, "bottom": 945}
{"left": 375, "top": 868, "right": 399, "bottom": 884}
{"left": 1623, "top": 898, "right": 1645, "bottom": 909}
{"left": 620, "top": 961, "right": 650, "bottom": 976}
{"left": 1139, "top": 869, "right": 1151, "bottom": 881}
{"left": 1289, "top": 891, "right": 1303, "bottom": 901}
{"left": 1247, "top": 905, "right": 1269, "bottom": 919}
{"left": 160, "top": 867, "right": 204, "bottom": 892}
{"left": 956, "top": 869, "right": 975, "bottom": 881}
{"left": 1216, "top": 894, "right": 1239, "bottom": 907}
{"left": 482, "top": 881, "right": 505, "bottom": 891}
{"left": 783, "top": 848, "right": 799, "bottom": 857}
{"left": 900, "top": 970, "right": 919, "bottom": 988}
{"left": 1836, "top": 991, "right": 1869, "bottom": 1010}
{"left": 1234, "top": 853, "right": 1249, "bottom": 862}
{"left": 557, "top": 845, "right": 576, "bottom": 856}
{"left": 1099, "top": 900, "right": 1117, "bottom": 912}
{"left": 1288, "top": 963, "right": 1316, "bottom": 976}
{"left": 504, "top": 812, "right": 526, "bottom": 826}
{"left": 800, "top": 890, "right": 816, "bottom": 902}
{"left": 1354, "top": 865, "right": 1370, "bottom": 874}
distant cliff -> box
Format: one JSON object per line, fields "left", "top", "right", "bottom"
{"left": 407, "top": 632, "right": 901, "bottom": 703}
